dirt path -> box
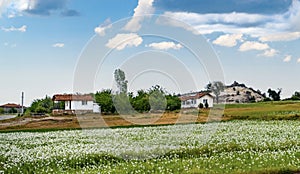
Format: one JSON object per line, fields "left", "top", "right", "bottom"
{"left": 0, "top": 111, "right": 224, "bottom": 131}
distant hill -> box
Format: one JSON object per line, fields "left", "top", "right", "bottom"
{"left": 219, "top": 81, "right": 265, "bottom": 103}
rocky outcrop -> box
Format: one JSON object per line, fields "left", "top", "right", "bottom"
{"left": 219, "top": 81, "right": 265, "bottom": 103}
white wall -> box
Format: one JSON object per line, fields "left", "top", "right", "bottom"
{"left": 65, "top": 101, "right": 94, "bottom": 111}
{"left": 181, "top": 95, "right": 214, "bottom": 108}
{"left": 93, "top": 103, "right": 101, "bottom": 113}
{"left": 196, "top": 95, "right": 214, "bottom": 108}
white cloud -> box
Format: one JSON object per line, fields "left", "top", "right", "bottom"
{"left": 161, "top": 11, "right": 277, "bottom": 36}
{"left": 1, "top": 0, "right": 36, "bottom": 17}
{"left": 106, "top": 33, "right": 143, "bottom": 50}
{"left": 123, "top": 0, "right": 155, "bottom": 32}
{"left": 283, "top": 55, "right": 292, "bottom": 62}
{"left": 1, "top": 25, "right": 26, "bottom": 32}
{"left": 146, "top": 41, "right": 183, "bottom": 50}
{"left": 52, "top": 43, "right": 64, "bottom": 48}
{"left": 260, "top": 49, "right": 278, "bottom": 57}
{"left": 160, "top": 1, "right": 300, "bottom": 38}
{"left": 289, "top": 0, "right": 300, "bottom": 31}
{"left": 213, "top": 33, "right": 243, "bottom": 47}
{"left": 239, "top": 41, "right": 269, "bottom": 52}
{"left": 94, "top": 18, "right": 112, "bottom": 36}
{"left": 297, "top": 58, "right": 300, "bottom": 63}
{"left": 259, "top": 32, "right": 300, "bottom": 42}
{"left": 0, "top": 0, "right": 11, "bottom": 17}
{"left": 1, "top": 0, "right": 79, "bottom": 17}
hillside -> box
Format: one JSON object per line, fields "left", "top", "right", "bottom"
{"left": 219, "top": 81, "right": 265, "bottom": 103}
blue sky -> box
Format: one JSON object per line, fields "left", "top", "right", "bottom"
{"left": 0, "top": 0, "right": 300, "bottom": 106}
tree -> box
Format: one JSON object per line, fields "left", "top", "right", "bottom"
{"left": 148, "top": 85, "right": 166, "bottom": 112}
{"left": 95, "top": 89, "right": 115, "bottom": 114}
{"left": 206, "top": 81, "right": 225, "bottom": 104}
{"left": 166, "top": 94, "right": 181, "bottom": 111}
{"left": 267, "top": 88, "right": 282, "bottom": 101}
{"left": 131, "top": 89, "right": 150, "bottom": 113}
{"left": 113, "top": 92, "right": 134, "bottom": 115}
{"left": 290, "top": 91, "right": 300, "bottom": 100}
{"left": 114, "top": 69, "right": 128, "bottom": 94}
{"left": 27, "top": 96, "right": 53, "bottom": 114}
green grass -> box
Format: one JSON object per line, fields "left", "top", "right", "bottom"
{"left": 223, "top": 101, "right": 300, "bottom": 120}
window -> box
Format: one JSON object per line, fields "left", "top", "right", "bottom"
{"left": 82, "top": 101, "right": 88, "bottom": 105}
{"left": 203, "top": 99, "right": 208, "bottom": 104}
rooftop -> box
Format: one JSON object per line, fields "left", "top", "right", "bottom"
{"left": 179, "top": 92, "right": 213, "bottom": 101}
{"left": 0, "top": 103, "right": 23, "bottom": 108}
{"left": 52, "top": 94, "right": 94, "bottom": 101}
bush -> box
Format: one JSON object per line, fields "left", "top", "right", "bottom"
{"left": 198, "top": 103, "right": 204, "bottom": 109}
{"left": 0, "top": 108, "right": 4, "bottom": 114}
{"left": 9, "top": 108, "right": 17, "bottom": 113}
{"left": 264, "top": 97, "right": 272, "bottom": 102}
{"left": 95, "top": 90, "right": 116, "bottom": 114}
{"left": 205, "top": 102, "right": 209, "bottom": 108}
{"left": 27, "top": 96, "right": 53, "bottom": 114}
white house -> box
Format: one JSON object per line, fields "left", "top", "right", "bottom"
{"left": 52, "top": 94, "right": 100, "bottom": 114}
{"left": 180, "top": 92, "right": 214, "bottom": 108}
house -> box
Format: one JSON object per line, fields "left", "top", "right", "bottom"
{"left": 179, "top": 92, "right": 214, "bottom": 108}
{"left": 0, "top": 103, "right": 24, "bottom": 113}
{"left": 52, "top": 94, "right": 100, "bottom": 115}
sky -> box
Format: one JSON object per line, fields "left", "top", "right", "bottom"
{"left": 0, "top": 0, "right": 300, "bottom": 106}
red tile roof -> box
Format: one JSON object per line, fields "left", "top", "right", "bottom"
{"left": 0, "top": 103, "right": 22, "bottom": 108}
{"left": 179, "top": 92, "right": 213, "bottom": 101}
{"left": 52, "top": 94, "right": 94, "bottom": 101}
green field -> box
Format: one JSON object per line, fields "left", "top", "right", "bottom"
{"left": 1, "top": 101, "right": 300, "bottom": 173}
{"left": 1, "top": 120, "right": 300, "bottom": 173}
{"left": 223, "top": 101, "right": 300, "bottom": 120}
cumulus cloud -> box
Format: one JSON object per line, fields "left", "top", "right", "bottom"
{"left": 260, "top": 49, "right": 278, "bottom": 57}
{"left": 106, "top": 33, "right": 143, "bottom": 50}
{"left": 213, "top": 33, "right": 243, "bottom": 47}
{"left": 124, "top": 0, "right": 155, "bottom": 32}
{"left": 94, "top": 18, "right": 112, "bottom": 36}
{"left": 52, "top": 43, "right": 64, "bottom": 48}
{"left": 283, "top": 55, "right": 292, "bottom": 62}
{"left": 0, "top": 0, "right": 11, "bottom": 17}
{"left": 259, "top": 32, "right": 300, "bottom": 42}
{"left": 160, "top": 0, "right": 300, "bottom": 38}
{"left": 146, "top": 41, "right": 183, "bottom": 50}
{"left": 288, "top": 0, "right": 300, "bottom": 31}
{"left": 161, "top": 11, "right": 276, "bottom": 36}
{"left": 239, "top": 41, "right": 269, "bottom": 52}
{"left": 1, "top": 0, "right": 79, "bottom": 17}
{"left": 297, "top": 58, "right": 300, "bottom": 63}
{"left": 1, "top": 25, "right": 26, "bottom": 32}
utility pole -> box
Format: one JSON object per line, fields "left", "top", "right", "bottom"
{"left": 21, "top": 92, "right": 24, "bottom": 115}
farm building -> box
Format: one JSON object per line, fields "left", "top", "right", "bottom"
{"left": 52, "top": 94, "right": 100, "bottom": 115}
{"left": 0, "top": 103, "right": 24, "bottom": 113}
{"left": 179, "top": 92, "right": 214, "bottom": 108}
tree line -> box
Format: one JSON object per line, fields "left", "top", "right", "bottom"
{"left": 95, "top": 85, "right": 181, "bottom": 114}
{"left": 23, "top": 69, "right": 300, "bottom": 115}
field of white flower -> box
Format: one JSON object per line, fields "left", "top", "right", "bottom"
{"left": 1, "top": 120, "right": 300, "bottom": 173}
